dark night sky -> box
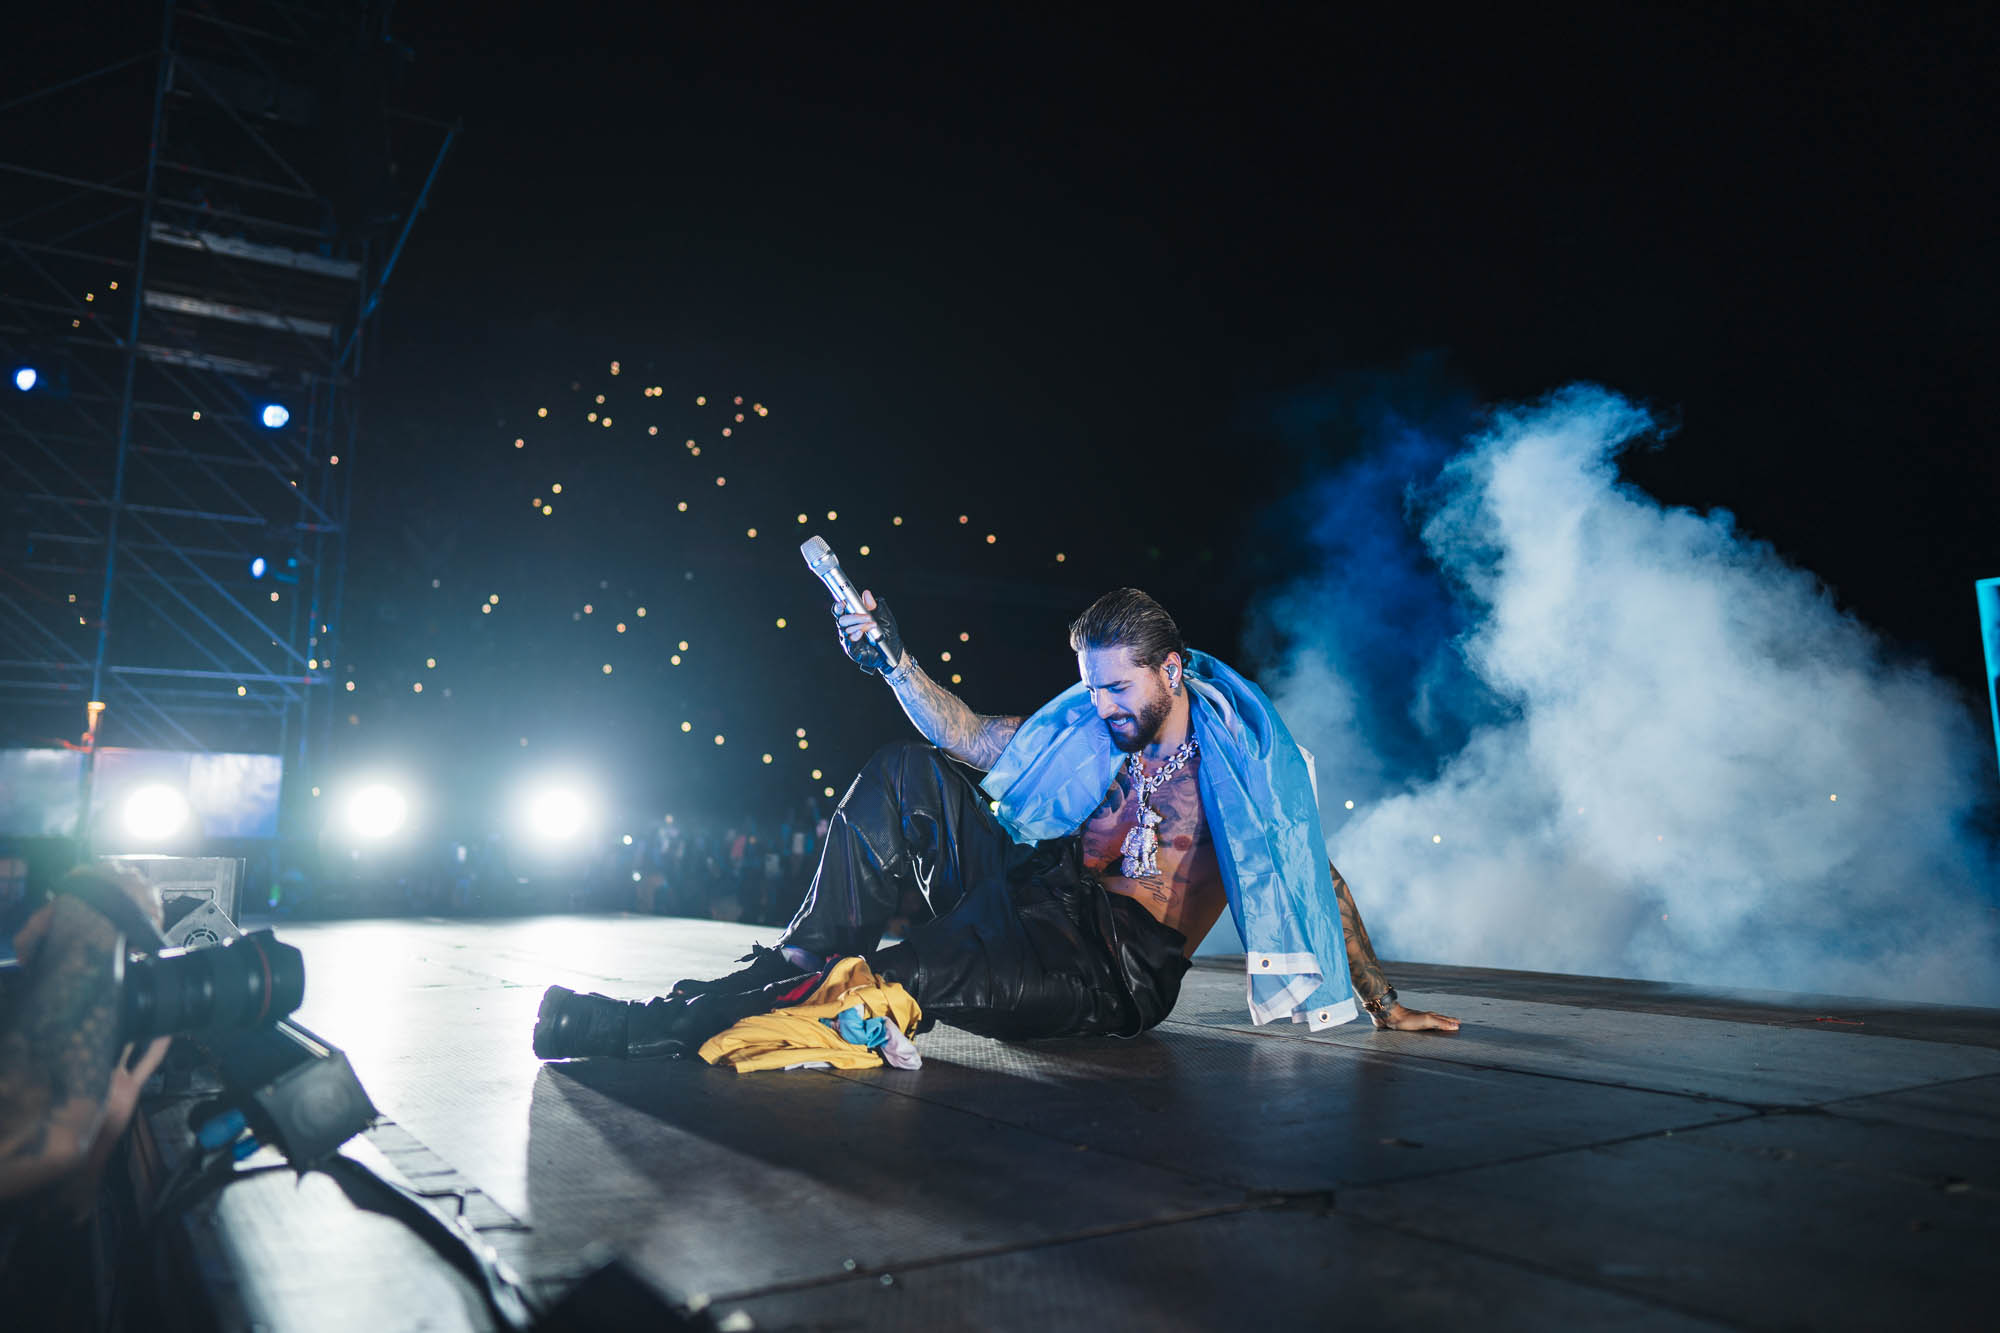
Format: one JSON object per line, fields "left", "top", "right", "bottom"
{"left": 16, "top": 3, "right": 1998, "bottom": 831}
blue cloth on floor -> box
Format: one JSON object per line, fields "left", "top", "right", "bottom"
{"left": 825, "top": 1004, "right": 890, "bottom": 1049}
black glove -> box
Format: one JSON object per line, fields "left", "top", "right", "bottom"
{"left": 833, "top": 596, "right": 905, "bottom": 676}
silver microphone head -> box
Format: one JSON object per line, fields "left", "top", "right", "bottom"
{"left": 801, "top": 534, "right": 878, "bottom": 638}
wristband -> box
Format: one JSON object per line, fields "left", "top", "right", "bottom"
{"left": 1361, "top": 985, "right": 1398, "bottom": 1016}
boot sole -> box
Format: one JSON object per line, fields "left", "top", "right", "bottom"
{"left": 532, "top": 985, "right": 578, "bottom": 1059}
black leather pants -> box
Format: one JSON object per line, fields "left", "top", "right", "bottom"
{"left": 779, "top": 742, "right": 1191, "bottom": 1040}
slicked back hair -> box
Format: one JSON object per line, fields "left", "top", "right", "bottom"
{"left": 1068, "top": 588, "right": 1185, "bottom": 672}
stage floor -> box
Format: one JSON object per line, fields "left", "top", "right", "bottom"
{"left": 202, "top": 913, "right": 2000, "bottom": 1330}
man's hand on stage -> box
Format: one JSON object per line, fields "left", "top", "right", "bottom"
{"left": 1326, "top": 862, "right": 1463, "bottom": 1034}
{"left": 1379, "top": 1003, "right": 1460, "bottom": 1033}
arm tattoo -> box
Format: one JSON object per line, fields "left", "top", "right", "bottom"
{"left": 1329, "top": 862, "right": 1393, "bottom": 1007}
{"left": 0, "top": 898, "right": 125, "bottom": 1169}
{"left": 887, "top": 655, "right": 1022, "bottom": 770}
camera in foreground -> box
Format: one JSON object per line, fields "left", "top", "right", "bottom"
{"left": 0, "top": 928, "right": 306, "bottom": 1042}
{"left": 118, "top": 929, "right": 306, "bottom": 1040}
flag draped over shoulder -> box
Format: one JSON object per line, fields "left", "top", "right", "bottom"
{"left": 981, "top": 649, "right": 1359, "bottom": 1029}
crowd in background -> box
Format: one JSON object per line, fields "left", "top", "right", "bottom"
{"left": 238, "top": 798, "right": 841, "bottom": 928}
{"left": 0, "top": 802, "right": 856, "bottom": 939}
{"left": 610, "top": 804, "right": 831, "bottom": 926}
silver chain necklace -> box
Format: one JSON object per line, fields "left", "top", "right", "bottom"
{"left": 1120, "top": 734, "right": 1199, "bottom": 878}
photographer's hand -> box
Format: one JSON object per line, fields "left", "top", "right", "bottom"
{"left": 0, "top": 871, "right": 170, "bottom": 1205}
{"left": 48, "top": 1035, "right": 170, "bottom": 1222}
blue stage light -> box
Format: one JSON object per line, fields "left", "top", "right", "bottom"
{"left": 261, "top": 403, "right": 290, "bottom": 429}
{"left": 249, "top": 556, "right": 267, "bottom": 579}
{"left": 13, "top": 367, "right": 36, "bottom": 392}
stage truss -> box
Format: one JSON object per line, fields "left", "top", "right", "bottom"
{"left": 0, "top": 0, "right": 453, "bottom": 847}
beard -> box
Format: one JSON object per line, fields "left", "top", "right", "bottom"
{"left": 1104, "top": 687, "right": 1173, "bottom": 753}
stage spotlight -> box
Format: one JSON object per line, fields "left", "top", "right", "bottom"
{"left": 346, "top": 784, "right": 409, "bottom": 839}
{"left": 249, "top": 556, "right": 267, "bottom": 579}
{"left": 122, "top": 784, "right": 191, "bottom": 841}
{"left": 260, "top": 403, "right": 290, "bottom": 429}
{"left": 526, "top": 787, "right": 592, "bottom": 842}
{"left": 13, "top": 366, "right": 37, "bottom": 392}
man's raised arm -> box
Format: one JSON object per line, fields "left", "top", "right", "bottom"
{"left": 835, "top": 589, "right": 1021, "bottom": 771}
{"left": 886, "top": 656, "right": 1022, "bottom": 770}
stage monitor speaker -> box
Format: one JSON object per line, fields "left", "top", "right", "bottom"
{"left": 97, "top": 854, "right": 245, "bottom": 948}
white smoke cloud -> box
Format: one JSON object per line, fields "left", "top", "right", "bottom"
{"left": 1269, "top": 385, "right": 2000, "bottom": 1003}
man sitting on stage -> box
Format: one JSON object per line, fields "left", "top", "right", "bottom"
{"left": 533, "top": 587, "right": 1458, "bottom": 1060}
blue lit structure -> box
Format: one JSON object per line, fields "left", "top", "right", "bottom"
{"left": 0, "top": 2, "right": 454, "bottom": 857}
{"left": 1979, "top": 578, "right": 2000, "bottom": 784}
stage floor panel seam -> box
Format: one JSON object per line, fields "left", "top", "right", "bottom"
{"left": 1298, "top": 1110, "right": 1774, "bottom": 1197}
{"left": 1160, "top": 987, "right": 2000, "bottom": 1111}
{"left": 815, "top": 1059, "right": 1304, "bottom": 1198}
{"left": 1371, "top": 960, "right": 2000, "bottom": 1048}
{"left": 716, "top": 1200, "right": 1743, "bottom": 1332}
{"left": 820, "top": 1026, "right": 1766, "bottom": 1198}
{"left": 1158, "top": 1013, "right": 1785, "bottom": 1110}
{"left": 1328, "top": 1203, "right": 1749, "bottom": 1331}
{"left": 701, "top": 1180, "right": 1720, "bottom": 1314}
{"left": 1811, "top": 1068, "right": 2000, "bottom": 1110}
{"left": 698, "top": 1196, "right": 1278, "bottom": 1305}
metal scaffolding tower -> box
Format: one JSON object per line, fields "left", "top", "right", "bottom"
{"left": 0, "top": 0, "right": 453, "bottom": 849}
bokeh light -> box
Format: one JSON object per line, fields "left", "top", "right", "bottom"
{"left": 122, "top": 784, "right": 191, "bottom": 841}
{"left": 347, "top": 784, "right": 410, "bottom": 839}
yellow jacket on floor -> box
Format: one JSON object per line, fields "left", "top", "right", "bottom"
{"left": 699, "top": 957, "right": 922, "bottom": 1073}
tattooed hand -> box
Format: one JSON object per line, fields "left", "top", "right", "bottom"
{"left": 1330, "top": 861, "right": 1460, "bottom": 1034}
{"left": 0, "top": 869, "right": 171, "bottom": 1205}
{"left": 1376, "top": 1003, "right": 1461, "bottom": 1033}
{"left": 850, "top": 588, "right": 1023, "bottom": 769}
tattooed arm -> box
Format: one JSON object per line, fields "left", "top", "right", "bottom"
{"left": 887, "top": 656, "right": 1023, "bottom": 771}
{"left": 1329, "top": 862, "right": 1392, "bottom": 1008}
{"left": 0, "top": 875, "right": 172, "bottom": 1204}
{"left": 1330, "top": 860, "right": 1461, "bottom": 1033}
{"left": 0, "top": 896, "right": 127, "bottom": 1199}
{"left": 835, "top": 588, "right": 1021, "bottom": 770}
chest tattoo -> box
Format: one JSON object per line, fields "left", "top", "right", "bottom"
{"left": 1083, "top": 750, "right": 1210, "bottom": 899}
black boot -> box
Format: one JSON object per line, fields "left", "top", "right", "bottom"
{"left": 533, "top": 986, "right": 633, "bottom": 1060}
{"left": 666, "top": 943, "right": 816, "bottom": 999}
{"left": 628, "top": 969, "right": 831, "bottom": 1059}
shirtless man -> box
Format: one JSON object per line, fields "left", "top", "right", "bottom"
{"left": 532, "top": 587, "right": 1455, "bottom": 1061}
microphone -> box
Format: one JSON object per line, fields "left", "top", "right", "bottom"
{"left": 800, "top": 535, "right": 882, "bottom": 645}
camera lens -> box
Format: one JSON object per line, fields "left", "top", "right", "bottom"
{"left": 120, "top": 930, "right": 306, "bottom": 1040}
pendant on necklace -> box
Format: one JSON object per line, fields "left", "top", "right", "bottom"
{"left": 1121, "top": 807, "right": 1163, "bottom": 878}
{"left": 1117, "top": 735, "right": 1195, "bottom": 879}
